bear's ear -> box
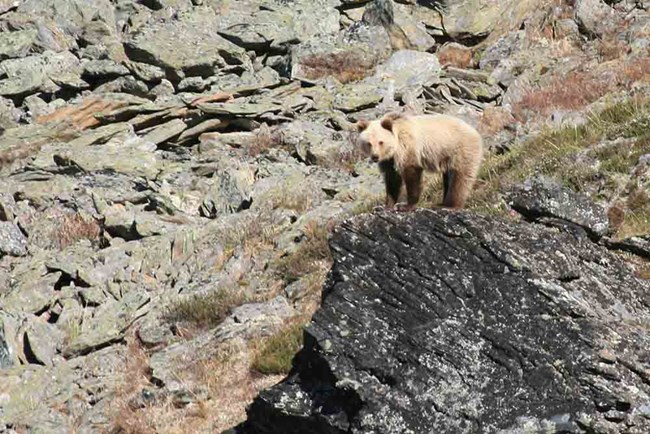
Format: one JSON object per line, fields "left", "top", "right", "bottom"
{"left": 356, "top": 120, "right": 370, "bottom": 132}
{"left": 380, "top": 117, "right": 393, "bottom": 132}
{"left": 380, "top": 112, "right": 401, "bottom": 132}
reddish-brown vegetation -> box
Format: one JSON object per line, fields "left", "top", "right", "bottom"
{"left": 55, "top": 213, "right": 103, "bottom": 249}
{"left": 515, "top": 57, "right": 650, "bottom": 117}
{"left": 299, "top": 51, "right": 376, "bottom": 84}
{"left": 437, "top": 43, "right": 474, "bottom": 69}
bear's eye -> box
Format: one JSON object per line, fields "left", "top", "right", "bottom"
{"left": 378, "top": 141, "right": 384, "bottom": 146}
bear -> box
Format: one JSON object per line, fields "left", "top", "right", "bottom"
{"left": 356, "top": 112, "right": 484, "bottom": 211}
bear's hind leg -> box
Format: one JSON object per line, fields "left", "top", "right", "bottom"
{"left": 443, "top": 170, "right": 474, "bottom": 209}
{"left": 442, "top": 170, "right": 452, "bottom": 205}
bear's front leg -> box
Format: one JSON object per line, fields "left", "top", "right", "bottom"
{"left": 396, "top": 167, "right": 423, "bottom": 212}
{"left": 379, "top": 159, "right": 402, "bottom": 211}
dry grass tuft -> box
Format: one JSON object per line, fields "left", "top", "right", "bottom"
{"left": 299, "top": 51, "right": 376, "bottom": 84}
{"left": 622, "top": 57, "right": 650, "bottom": 83}
{"left": 55, "top": 213, "right": 103, "bottom": 249}
{"left": 437, "top": 44, "right": 474, "bottom": 69}
{"left": 107, "top": 334, "right": 156, "bottom": 434}
{"left": 265, "top": 188, "right": 314, "bottom": 213}
{"left": 351, "top": 194, "right": 384, "bottom": 215}
{"left": 275, "top": 221, "right": 333, "bottom": 283}
{"left": 637, "top": 262, "right": 650, "bottom": 280}
{"left": 163, "top": 286, "right": 248, "bottom": 331}
{"left": 607, "top": 203, "right": 626, "bottom": 233}
{"left": 247, "top": 123, "right": 284, "bottom": 157}
{"left": 107, "top": 339, "right": 284, "bottom": 434}
{"left": 478, "top": 106, "right": 517, "bottom": 135}
{"left": 597, "top": 36, "right": 631, "bottom": 61}
{"left": 212, "top": 213, "right": 285, "bottom": 271}
{"left": 616, "top": 208, "right": 650, "bottom": 240}
{"left": 331, "top": 131, "right": 368, "bottom": 173}
{"left": 516, "top": 70, "right": 611, "bottom": 116}
{"left": 192, "top": 342, "right": 285, "bottom": 432}
{"left": 221, "top": 215, "right": 282, "bottom": 252}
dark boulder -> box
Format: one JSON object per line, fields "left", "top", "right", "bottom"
{"left": 506, "top": 176, "right": 609, "bottom": 240}
{"left": 234, "top": 209, "right": 650, "bottom": 434}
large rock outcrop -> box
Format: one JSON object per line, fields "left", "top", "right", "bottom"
{"left": 235, "top": 209, "right": 650, "bottom": 434}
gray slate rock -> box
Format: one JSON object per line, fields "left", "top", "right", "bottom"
{"left": 82, "top": 59, "right": 130, "bottom": 79}
{"left": 125, "top": 60, "right": 166, "bottom": 83}
{"left": 0, "top": 29, "right": 39, "bottom": 60}
{"left": 235, "top": 209, "right": 650, "bottom": 433}
{"left": 123, "top": 7, "right": 246, "bottom": 82}
{"left": 0, "top": 221, "right": 28, "bottom": 256}
{"left": 24, "top": 318, "right": 63, "bottom": 366}
{"left": 62, "top": 290, "right": 150, "bottom": 358}
{"left": 216, "top": 0, "right": 340, "bottom": 52}
{"left": 208, "top": 66, "right": 281, "bottom": 96}
{"left": 575, "top": 0, "right": 621, "bottom": 38}
{"left": 278, "top": 120, "right": 351, "bottom": 167}
{"left": 371, "top": 49, "right": 441, "bottom": 96}
{"left": 199, "top": 167, "right": 252, "bottom": 218}
{"left": 0, "top": 313, "right": 20, "bottom": 368}
{"left": 215, "top": 295, "right": 296, "bottom": 343}
{"left": 0, "top": 96, "right": 21, "bottom": 130}
{"left": 479, "top": 30, "right": 526, "bottom": 71}
{"left": 16, "top": 0, "right": 117, "bottom": 38}
{"left": 0, "top": 50, "right": 83, "bottom": 96}
{"left": 0, "top": 0, "right": 24, "bottom": 14}
{"left": 506, "top": 176, "right": 609, "bottom": 239}
{"left": 93, "top": 75, "right": 149, "bottom": 96}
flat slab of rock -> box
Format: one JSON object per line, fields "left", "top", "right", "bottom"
{"left": 140, "top": 118, "right": 187, "bottom": 147}
{"left": 62, "top": 290, "right": 150, "bottom": 358}
{"left": 506, "top": 176, "right": 609, "bottom": 239}
{"left": 123, "top": 7, "right": 246, "bottom": 81}
{"left": 371, "top": 49, "right": 441, "bottom": 95}
{"left": 216, "top": 0, "right": 340, "bottom": 51}
{"left": 236, "top": 209, "right": 650, "bottom": 434}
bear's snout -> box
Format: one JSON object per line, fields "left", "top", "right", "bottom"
{"left": 370, "top": 154, "right": 380, "bottom": 163}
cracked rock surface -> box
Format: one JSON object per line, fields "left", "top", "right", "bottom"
{"left": 236, "top": 209, "right": 650, "bottom": 434}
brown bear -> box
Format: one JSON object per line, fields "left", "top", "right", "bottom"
{"left": 356, "top": 112, "right": 484, "bottom": 211}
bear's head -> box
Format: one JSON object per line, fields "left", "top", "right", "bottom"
{"left": 356, "top": 113, "right": 401, "bottom": 163}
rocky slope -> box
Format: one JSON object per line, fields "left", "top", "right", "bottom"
{"left": 0, "top": 0, "right": 648, "bottom": 432}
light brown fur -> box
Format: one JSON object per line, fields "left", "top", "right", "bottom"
{"left": 356, "top": 112, "right": 484, "bottom": 211}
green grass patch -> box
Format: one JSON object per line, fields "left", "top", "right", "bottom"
{"left": 251, "top": 322, "right": 304, "bottom": 375}
{"left": 421, "top": 96, "right": 650, "bottom": 231}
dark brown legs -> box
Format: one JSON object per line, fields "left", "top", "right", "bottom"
{"left": 377, "top": 162, "right": 474, "bottom": 212}
{"left": 395, "top": 167, "right": 422, "bottom": 212}
{"left": 443, "top": 170, "right": 452, "bottom": 202}
{"left": 442, "top": 169, "right": 470, "bottom": 209}
{"left": 378, "top": 162, "right": 426, "bottom": 212}
{"left": 379, "top": 159, "right": 402, "bottom": 209}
